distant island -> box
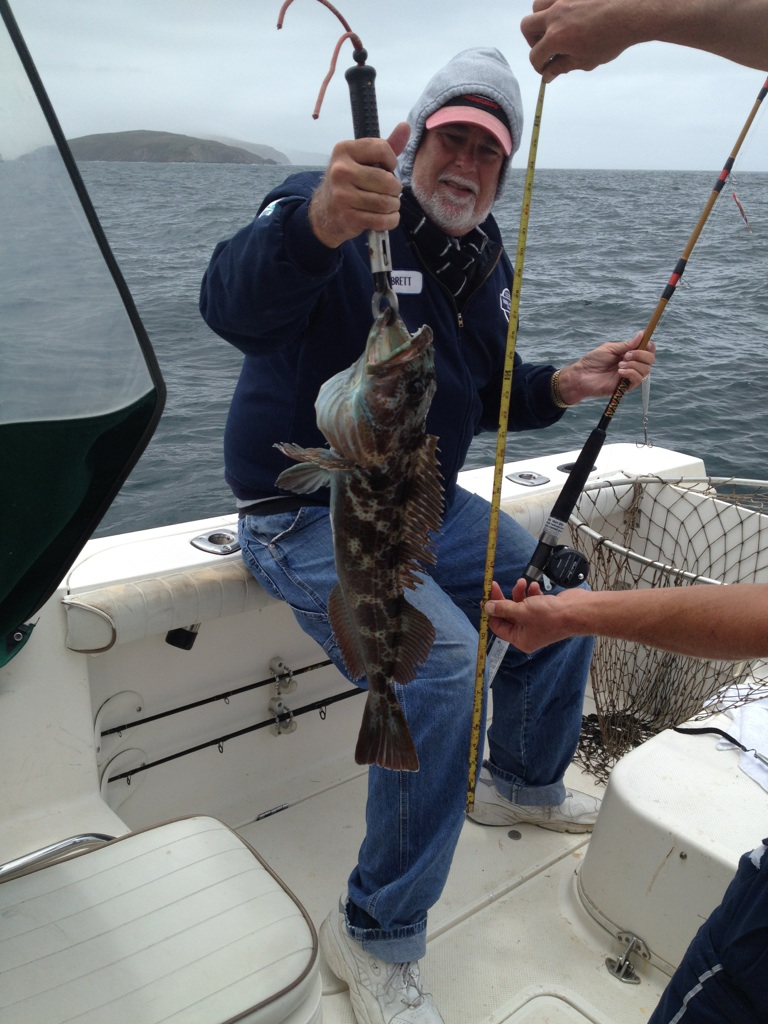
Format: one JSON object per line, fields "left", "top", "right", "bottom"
{"left": 67, "top": 130, "right": 288, "bottom": 165}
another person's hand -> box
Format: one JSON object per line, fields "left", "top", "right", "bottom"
{"left": 521, "top": 0, "right": 643, "bottom": 81}
{"left": 485, "top": 579, "right": 583, "bottom": 652}
{"left": 309, "top": 122, "right": 410, "bottom": 248}
{"left": 522, "top": 0, "right": 768, "bottom": 77}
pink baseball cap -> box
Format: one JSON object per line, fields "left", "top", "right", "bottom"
{"left": 425, "top": 94, "right": 513, "bottom": 156}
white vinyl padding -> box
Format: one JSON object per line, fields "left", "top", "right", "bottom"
{"left": 63, "top": 561, "right": 272, "bottom": 652}
{"left": 0, "top": 816, "right": 320, "bottom": 1024}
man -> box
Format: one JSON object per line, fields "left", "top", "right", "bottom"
{"left": 480, "top": 8, "right": 768, "bottom": 1022}
{"left": 200, "top": 47, "right": 653, "bottom": 1024}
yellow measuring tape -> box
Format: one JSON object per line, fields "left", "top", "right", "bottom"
{"left": 466, "top": 77, "right": 547, "bottom": 813}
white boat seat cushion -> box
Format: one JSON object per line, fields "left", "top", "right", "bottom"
{"left": 63, "top": 560, "right": 273, "bottom": 652}
{"left": 0, "top": 815, "right": 321, "bottom": 1024}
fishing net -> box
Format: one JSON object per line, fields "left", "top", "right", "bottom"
{"left": 566, "top": 474, "right": 768, "bottom": 784}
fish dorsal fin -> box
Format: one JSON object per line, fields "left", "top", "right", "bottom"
{"left": 392, "top": 598, "right": 436, "bottom": 684}
{"left": 328, "top": 582, "right": 366, "bottom": 680}
{"left": 398, "top": 434, "right": 443, "bottom": 592}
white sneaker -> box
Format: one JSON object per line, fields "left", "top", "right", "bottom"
{"left": 468, "top": 767, "right": 600, "bottom": 832}
{"left": 319, "top": 898, "right": 445, "bottom": 1024}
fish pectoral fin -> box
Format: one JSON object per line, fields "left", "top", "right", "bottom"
{"left": 276, "top": 462, "right": 331, "bottom": 494}
{"left": 275, "top": 442, "right": 356, "bottom": 493}
{"left": 328, "top": 583, "right": 366, "bottom": 680}
{"left": 392, "top": 599, "right": 436, "bottom": 685}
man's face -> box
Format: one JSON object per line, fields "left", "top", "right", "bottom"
{"left": 411, "top": 123, "right": 505, "bottom": 236}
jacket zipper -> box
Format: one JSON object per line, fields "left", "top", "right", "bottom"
{"left": 457, "top": 245, "right": 504, "bottom": 327}
{"left": 413, "top": 242, "right": 504, "bottom": 330}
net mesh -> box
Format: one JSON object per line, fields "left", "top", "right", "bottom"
{"left": 566, "top": 474, "right": 768, "bottom": 784}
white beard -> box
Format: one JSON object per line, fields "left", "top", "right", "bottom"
{"left": 411, "top": 175, "right": 493, "bottom": 236}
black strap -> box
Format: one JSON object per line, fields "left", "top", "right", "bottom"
{"left": 238, "top": 495, "right": 329, "bottom": 519}
{"left": 673, "top": 725, "right": 747, "bottom": 752}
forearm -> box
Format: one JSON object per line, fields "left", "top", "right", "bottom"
{"left": 650, "top": 0, "right": 768, "bottom": 71}
{"left": 541, "top": 584, "right": 768, "bottom": 660}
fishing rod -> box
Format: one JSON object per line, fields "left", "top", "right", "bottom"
{"left": 521, "top": 74, "right": 768, "bottom": 587}
{"left": 466, "top": 77, "right": 547, "bottom": 813}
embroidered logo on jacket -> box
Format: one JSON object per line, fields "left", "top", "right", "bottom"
{"left": 259, "top": 200, "right": 281, "bottom": 218}
{"left": 500, "top": 287, "right": 511, "bottom": 323}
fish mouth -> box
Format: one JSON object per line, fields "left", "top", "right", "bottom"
{"left": 366, "top": 308, "right": 431, "bottom": 372}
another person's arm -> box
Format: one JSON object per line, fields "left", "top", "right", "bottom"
{"left": 486, "top": 578, "right": 768, "bottom": 659}
{"left": 521, "top": 0, "right": 768, "bottom": 80}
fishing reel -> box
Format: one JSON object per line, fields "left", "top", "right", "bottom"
{"left": 535, "top": 544, "right": 590, "bottom": 589}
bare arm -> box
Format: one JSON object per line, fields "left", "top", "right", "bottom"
{"left": 521, "top": 0, "right": 768, "bottom": 80}
{"left": 486, "top": 579, "right": 768, "bottom": 659}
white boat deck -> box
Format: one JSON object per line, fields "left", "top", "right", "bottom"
{"left": 239, "top": 757, "right": 666, "bottom": 1023}
{"left": 237, "top": 704, "right": 766, "bottom": 1023}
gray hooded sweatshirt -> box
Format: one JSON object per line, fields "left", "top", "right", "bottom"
{"left": 397, "top": 47, "right": 524, "bottom": 197}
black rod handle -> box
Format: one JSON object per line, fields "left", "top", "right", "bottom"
{"left": 345, "top": 60, "right": 380, "bottom": 140}
{"left": 523, "top": 427, "right": 607, "bottom": 583}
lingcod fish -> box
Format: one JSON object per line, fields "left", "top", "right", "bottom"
{"left": 275, "top": 309, "right": 442, "bottom": 771}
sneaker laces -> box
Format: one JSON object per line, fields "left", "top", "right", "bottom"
{"left": 383, "top": 962, "right": 426, "bottom": 1009}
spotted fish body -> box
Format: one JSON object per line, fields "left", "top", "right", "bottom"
{"left": 276, "top": 310, "right": 442, "bottom": 771}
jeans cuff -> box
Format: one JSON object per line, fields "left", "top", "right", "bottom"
{"left": 345, "top": 901, "right": 427, "bottom": 963}
{"left": 485, "top": 759, "right": 566, "bottom": 807}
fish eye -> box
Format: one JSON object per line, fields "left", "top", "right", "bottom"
{"left": 407, "top": 380, "right": 426, "bottom": 399}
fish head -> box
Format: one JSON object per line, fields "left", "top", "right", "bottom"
{"left": 316, "top": 310, "right": 435, "bottom": 465}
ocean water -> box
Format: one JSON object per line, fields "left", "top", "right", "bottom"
{"left": 78, "top": 162, "right": 768, "bottom": 537}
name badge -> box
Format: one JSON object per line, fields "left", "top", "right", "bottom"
{"left": 391, "top": 270, "right": 423, "bottom": 294}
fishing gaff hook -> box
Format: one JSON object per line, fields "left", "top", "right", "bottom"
{"left": 466, "top": 77, "right": 548, "bottom": 814}
{"left": 520, "top": 73, "right": 768, "bottom": 587}
{"left": 277, "top": 0, "right": 398, "bottom": 318}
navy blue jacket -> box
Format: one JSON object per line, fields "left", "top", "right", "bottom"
{"left": 200, "top": 171, "right": 565, "bottom": 508}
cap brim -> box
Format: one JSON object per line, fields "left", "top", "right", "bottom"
{"left": 425, "top": 105, "right": 512, "bottom": 156}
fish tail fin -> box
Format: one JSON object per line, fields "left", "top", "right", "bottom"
{"left": 355, "top": 689, "right": 419, "bottom": 772}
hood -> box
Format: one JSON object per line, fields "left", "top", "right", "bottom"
{"left": 397, "top": 47, "right": 524, "bottom": 198}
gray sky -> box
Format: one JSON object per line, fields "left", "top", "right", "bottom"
{"left": 8, "top": 0, "right": 768, "bottom": 170}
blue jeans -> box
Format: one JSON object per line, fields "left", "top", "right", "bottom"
{"left": 240, "top": 485, "right": 594, "bottom": 962}
{"left": 647, "top": 842, "right": 768, "bottom": 1023}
